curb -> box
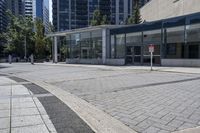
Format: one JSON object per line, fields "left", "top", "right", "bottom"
{"left": 173, "top": 126, "right": 200, "bottom": 133}
{"left": 15, "top": 75, "right": 137, "bottom": 133}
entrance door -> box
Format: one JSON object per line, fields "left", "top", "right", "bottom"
{"left": 126, "top": 46, "right": 141, "bottom": 64}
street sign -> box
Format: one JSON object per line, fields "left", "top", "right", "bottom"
{"left": 149, "top": 44, "right": 154, "bottom": 71}
{"left": 149, "top": 45, "right": 154, "bottom": 53}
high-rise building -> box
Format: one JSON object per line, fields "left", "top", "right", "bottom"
{"left": 24, "top": 0, "right": 33, "bottom": 17}
{"left": 0, "top": 0, "right": 7, "bottom": 33}
{"left": 0, "top": 0, "right": 7, "bottom": 53}
{"left": 53, "top": 0, "right": 150, "bottom": 31}
{"left": 24, "top": 0, "right": 49, "bottom": 33}
{"left": 7, "top": 0, "right": 25, "bottom": 16}
{"left": 53, "top": 0, "right": 135, "bottom": 31}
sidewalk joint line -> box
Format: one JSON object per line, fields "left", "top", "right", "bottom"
{"left": 9, "top": 82, "right": 12, "bottom": 133}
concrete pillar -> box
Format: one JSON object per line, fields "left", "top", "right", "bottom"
{"left": 30, "top": 54, "right": 34, "bottom": 65}
{"left": 54, "top": 36, "right": 58, "bottom": 63}
{"left": 106, "top": 30, "right": 110, "bottom": 58}
{"left": 102, "top": 29, "right": 107, "bottom": 64}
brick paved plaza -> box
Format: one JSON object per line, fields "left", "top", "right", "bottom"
{"left": 0, "top": 63, "right": 200, "bottom": 133}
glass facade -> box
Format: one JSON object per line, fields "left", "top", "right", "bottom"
{"left": 116, "top": 34, "right": 125, "bottom": 58}
{"left": 51, "top": 12, "right": 200, "bottom": 66}
{"left": 109, "top": 12, "right": 200, "bottom": 65}
{"left": 164, "top": 24, "right": 200, "bottom": 59}
{"left": 59, "top": 30, "right": 102, "bottom": 60}
{"left": 164, "top": 26, "right": 185, "bottom": 59}
{"left": 186, "top": 24, "right": 200, "bottom": 59}
{"left": 53, "top": 0, "right": 135, "bottom": 31}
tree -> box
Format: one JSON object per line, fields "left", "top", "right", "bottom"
{"left": 127, "top": 0, "right": 142, "bottom": 24}
{"left": 22, "top": 16, "right": 35, "bottom": 57}
{"left": 101, "top": 15, "right": 108, "bottom": 25}
{"left": 3, "top": 10, "right": 35, "bottom": 58}
{"left": 34, "top": 18, "right": 46, "bottom": 59}
{"left": 90, "top": 9, "right": 109, "bottom": 26}
{"left": 3, "top": 11, "right": 25, "bottom": 57}
{"left": 134, "top": 4, "right": 142, "bottom": 24}
{"left": 2, "top": 10, "right": 51, "bottom": 61}
{"left": 90, "top": 10, "right": 102, "bottom": 26}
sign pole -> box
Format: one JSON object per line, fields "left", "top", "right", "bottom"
{"left": 151, "top": 52, "right": 153, "bottom": 71}
{"left": 149, "top": 44, "right": 154, "bottom": 71}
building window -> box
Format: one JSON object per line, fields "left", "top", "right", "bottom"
{"left": 165, "top": 26, "right": 185, "bottom": 59}
{"left": 126, "top": 32, "right": 142, "bottom": 45}
{"left": 143, "top": 29, "right": 161, "bottom": 45}
{"left": 116, "top": 34, "right": 125, "bottom": 58}
{"left": 186, "top": 24, "right": 200, "bottom": 59}
{"left": 80, "top": 32, "right": 91, "bottom": 59}
{"left": 111, "top": 35, "right": 115, "bottom": 58}
{"left": 71, "top": 33, "right": 81, "bottom": 59}
{"left": 66, "top": 35, "right": 70, "bottom": 58}
{"left": 166, "top": 44, "right": 176, "bottom": 55}
{"left": 91, "top": 30, "right": 102, "bottom": 59}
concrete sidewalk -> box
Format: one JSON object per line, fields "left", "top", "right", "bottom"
{"left": 0, "top": 76, "right": 95, "bottom": 133}
{"left": 0, "top": 74, "right": 136, "bottom": 133}
{"left": 0, "top": 76, "right": 57, "bottom": 133}
{"left": 39, "top": 63, "right": 200, "bottom": 74}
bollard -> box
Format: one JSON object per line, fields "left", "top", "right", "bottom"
{"left": 8, "top": 55, "right": 12, "bottom": 64}
{"left": 30, "top": 54, "right": 34, "bottom": 65}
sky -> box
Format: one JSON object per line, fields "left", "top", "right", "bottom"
{"left": 49, "top": 0, "right": 52, "bottom": 23}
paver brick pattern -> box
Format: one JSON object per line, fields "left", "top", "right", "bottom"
{"left": 1, "top": 64, "right": 200, "bottom": 133}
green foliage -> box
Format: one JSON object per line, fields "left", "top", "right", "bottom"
{"left": 34, "top": 18, "right": 46, "bottom": 59}
{"left": 2, "top": 10, "right": 52, "bottom": 60}
{"left": 2, "top": 10, "right": 35, "bottom": 58}
{"left": 127, "top": 0, "right": 142, "bottom": 24}
{"left": 90, "top": 9, "right": 108, "bottom": 26}
{"left": 134, "top": 5, "right": 142, "bottom": 24}
{"left": 48, "top": 22, "right": 55, "bottom": 33}
{"left": 101, "top": 15, "right": 108, "bottom": 25}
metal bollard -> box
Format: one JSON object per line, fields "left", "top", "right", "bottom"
{"left": 8, "top": 55, "right": 12, "bottom": 64}
{"left": 30, "top": 54, "right": 34, "bottom": 65}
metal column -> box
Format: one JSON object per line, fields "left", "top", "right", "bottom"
{"left": 54, "top": 36, "right": 58, "bottom": 63}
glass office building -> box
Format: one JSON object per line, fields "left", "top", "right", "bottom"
{"left": 49, "top": 12, "right": 200, "bottom": 67}
{"left": 53, "top": 0, "right": 134, "bottom": 31}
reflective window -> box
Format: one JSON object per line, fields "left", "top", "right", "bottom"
{"left": 116, "top": 34, "right": 125, "bottom": 58}
{"left": 58, "top": 36, "right": 67, "bottom": 61}
{"left": 80, "top": 32, "right": 91, "bottom": 59}
{"left": 111, "top": 35, "right": 115, "bottom": 58}
{"left": 187, "top": 24, "right": 200, "bottom": 42}
{"left": 165, "top": 26, "right": 185, "bottom": 59}
{"left": 91, "top": 30, "right": 102, "bottom": 59}
{"left": 66, "top": 35, "right": 70, "bottom": 58}
{"left": 71, "top": 33, "right": 81, "bottom": 59}
{"left": 143, "top": 30, "right": 161, "bottom": 64}
{"left": 143, "top": 29, "right": 161, "bottom": 45}
{"left": 166, "top": 26, "right": 184, "bottom": 43}
{"left": 186, "top": 24, "right": 200, "bottom": 58}
{"left": 126, "top": 32, "right": 142, "bottom": 45}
